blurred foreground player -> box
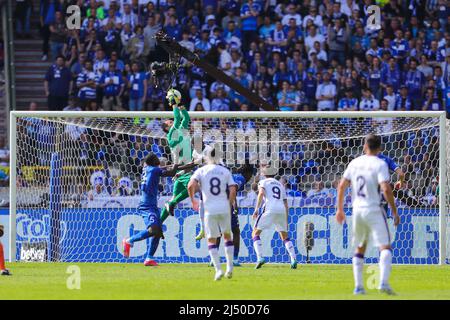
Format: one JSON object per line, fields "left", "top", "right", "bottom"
{"left": 0, "top": 224, "right": 11, "bottom": 275}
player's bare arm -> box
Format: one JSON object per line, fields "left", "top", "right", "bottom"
{"left": 380, "top": 181, "right": 400, "bottom": 226}
{"left": 162, "top": 162, "right": 196, "bottom": 177}
{"left": 253, "top": 187, "right": 265, "bottom": 220}
{"left": 336, "top": 178, "right": 350, "bottom": 225}
{"left": 394, "top": 167, "right": 406, "bottom": 189}
{"left": 173, "top": 162, "right": 198, "bottom": 179}
{"left": 187, "top": 178, "right": 200, "bottom": 212}
{"left": 228, "top": 184, "right": 237, "bottom": 209}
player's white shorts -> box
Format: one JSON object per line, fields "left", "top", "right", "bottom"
{"left": 254, "top": 212, "right": 287, "bottom": 232}
{"left": 204, "top": 213, "right": 231, "bottom": 238}
{"left": 352, "top": 208, "right": 391, "bottom": 248}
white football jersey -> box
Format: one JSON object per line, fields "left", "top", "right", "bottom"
{"left": 343, "top": 155, "right": 390, "bottom": 211}
{"left": 191, "top": 164, "right": 237, "bottom": 215}
{"left": 258, "top": 178, "right": 287, "bottom": 214}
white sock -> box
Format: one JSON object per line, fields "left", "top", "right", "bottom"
{"left": 208, "top": 245, "right": 221, "bottom": 273}
{"left": 379, "top": 249, "right": 392, "bottom": 287}
{"left": 352, "top": 254, "right": 364, "bottom": 289}
{"left": 224, "top": 240, "right": 234, "bottom": 273}
{"left": 283, "top": 239, "right": 296, "bottom": 262}
{"left": 253, "top": 236, "right": 262, "bottom": 260}
{"left": 199, "top": 201, "right": 205, "bottom": 230}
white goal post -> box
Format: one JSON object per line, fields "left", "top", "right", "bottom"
{"left": 8, "top": 111, "right": 450, "bottom": 264}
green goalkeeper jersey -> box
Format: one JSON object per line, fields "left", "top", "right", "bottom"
{"left": 167, "top": 107, "right": 192, "bottom": 167}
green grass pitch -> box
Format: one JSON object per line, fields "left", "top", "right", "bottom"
{"left": 1, "top": 263, "right": 449, "bottom": 300}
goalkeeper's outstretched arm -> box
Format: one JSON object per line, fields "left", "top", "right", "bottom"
{"left": 180, "top": 107, "right": 190, "bottom": 129}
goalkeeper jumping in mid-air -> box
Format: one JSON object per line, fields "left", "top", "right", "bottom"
{"left": 160, "top": 89, "right": 194, "bottom": 223}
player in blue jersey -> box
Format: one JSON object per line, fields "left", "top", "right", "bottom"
{"left": 196, "top": 163, "right": 256, "bottom": 266}
{"left": 378, "top": 153, "right": 405, "bottom": 189}
{"left": 122, "top": 153, "right": 195, "bottom": 266}
{"left": 377, "top": 153, "right": 407, "bottom": 215}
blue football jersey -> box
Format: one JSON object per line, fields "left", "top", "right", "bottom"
{"left": 139, "top": 166, "right": 164, "bottom": 211}
{"left": 233, "top": 174, "right": 247, "bottom": 192}
{"left": 378, "top": 154, "right": 398, "bottom": 173}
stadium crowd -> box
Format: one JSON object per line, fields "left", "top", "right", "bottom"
{"left": 30, "top": 0, "right": 449, "bottom": 112}
{"left": 8, "top": 0, "right": 449, "bottom": 207}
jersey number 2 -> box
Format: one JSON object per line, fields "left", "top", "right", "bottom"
{"left": 356, "top": 176, "right": 366, "bottom": 198}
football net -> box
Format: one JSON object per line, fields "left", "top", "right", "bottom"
{"left": 9, "top": 111, "right": 450, "bottom": 264}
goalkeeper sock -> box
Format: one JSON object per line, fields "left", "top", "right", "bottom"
{"left": 208, "top": 244, "right": 221, "bottom": 273}
{"left": 128, "top": 230, "right": 151, "bottom": 244}
{"left": 0, "top": 243, "right": 5, "bottom": 270}
{"left": 352, "top": 254, "right": 364, "bottom": 289}
{"left": 283, "top": 238, "right": 296, "bottom": 262}
{"left": 379, "top": 249, "right": 392, "bottom": 287}
{"left": 224, "top": 241, "right": 234, "bottom": 273}
{"left": 252, "top": 236, "right": 262, "bottom": 260}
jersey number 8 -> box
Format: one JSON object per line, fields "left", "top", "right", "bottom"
{"left": 210, "top": 177, "right": 221, "bottom": 196}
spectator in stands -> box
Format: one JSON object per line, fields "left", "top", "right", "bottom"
{"left": 395, "top": 85, "right": 413, "bottom": 111}
{"left": 100, "top": 60, "right": 125, "bottom": 111}
{"left": 127, "top": 61, "right": 147, "bottom": 111}
{"left": 0, "top": 137, "right": 9, "bottom": 168}
{"left": 87, "top": 177, "right": 110, "bottom": 201}
{"left": 338, "top": 88, "right": 358, "bottom": 111}
{"left": 359, "top": 88, "right": 380, "bottom": 111}
{"left": 190, "top": 87, "right": 211, "bottom": 111}
{"left": 327, "top": 18, "right": 350, "bottom": 65}
{"left": 422, "top": 87, "right": 443, "bottom": 110}
{"left": 240, "top": 0, "right": 262, "bottom": 52}
{"left": 405, "top": 58, "right": 426, "bottom": 109}
{"left": 306, "top": 180, "right": 332, "bottom": 203}
{"left": 44, "top": 55, "right": 72, "bottom": 111}
{"left": 39, "top": 0, "right": 60, "bottom": 61}
{"left": 277, "top": 80, "right": 297, "bottom": 111}
{"left": 315, "top": 72, "right": 336, "bottom": 111}
{"left": 114, "top": 176, "right": 134, "bottom": 197}
{"left": 383, "top": 85, "right": 397, "bottom": 111}
{"left": 63, "top": 95, "right": 82, "bottom": 112}
{"left": 127, "top": 25, "right": 149, "bottom": 64}
{"left": 15, "top": 0, "right": 33, "bottom": 38}
{"left": 211, "top": 87, "right": 230, "bottom": 111}
{"left": 49, "top": 11, "right": 67, "bottom": 60}
{"left": 76, "top": 59, "right": 99, "bottom": 110}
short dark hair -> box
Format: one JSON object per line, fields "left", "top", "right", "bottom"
{"left": 144, "top": 153, "right": 160, "bottom": 167}
{"left": 365, "top": 134, "right": 381, "bottom": 151}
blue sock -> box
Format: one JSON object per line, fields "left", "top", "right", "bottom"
{"left": 128, "top": 230, "right": 151, "bottom": 244}
{"left": 145, "top": 237, "right": 161, "bottom": 260}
